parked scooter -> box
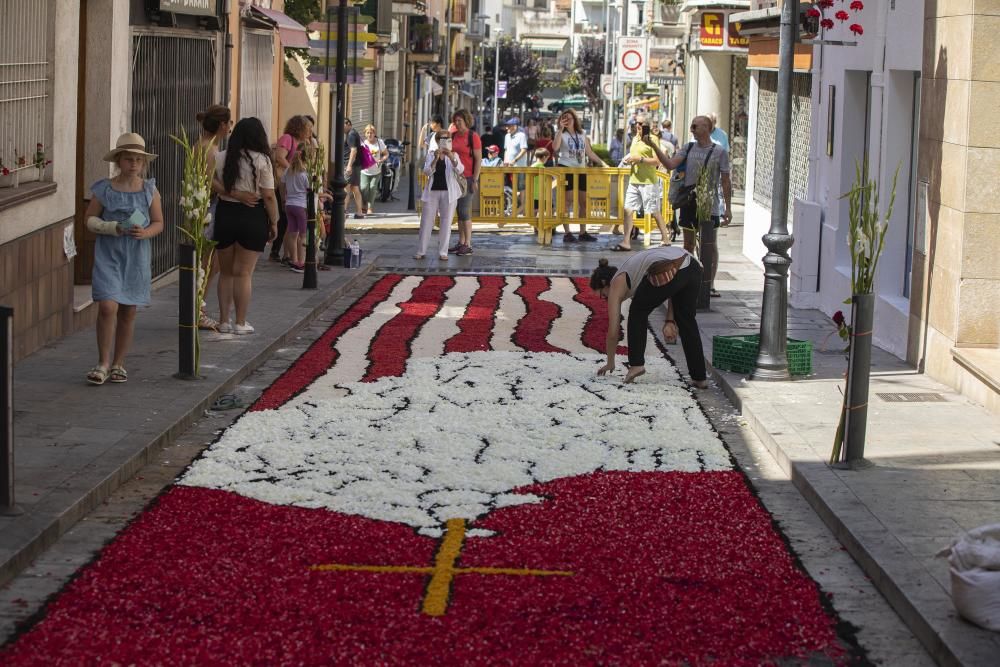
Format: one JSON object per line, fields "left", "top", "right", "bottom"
{"left": 379, "top": 138, "right": 406, "bottom": 202}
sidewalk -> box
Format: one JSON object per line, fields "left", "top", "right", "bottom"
{"left": 2, "top": 194, "right": 999, "bottom": 664}
{"left": 694, "top": 229, "right": 1000, "bottom": 667}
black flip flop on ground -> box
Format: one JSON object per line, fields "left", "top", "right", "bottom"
{"left": 611, "top": 244, "right": 632, "bottom": 252}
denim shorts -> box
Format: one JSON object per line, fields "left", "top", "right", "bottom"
{"left": 456, "top": 177, "right": 474, "bottom": 220}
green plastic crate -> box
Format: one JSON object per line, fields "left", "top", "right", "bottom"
{"left": 711, "top": 334, "right": 812, "bottom": 376}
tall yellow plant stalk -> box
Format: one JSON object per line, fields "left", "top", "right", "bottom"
{"left": 170, "top": 126, "right": 217, "bottom": 375}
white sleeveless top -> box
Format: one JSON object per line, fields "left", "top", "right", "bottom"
{"left": 556, "top": 131, "right": 587, "bottom": 167}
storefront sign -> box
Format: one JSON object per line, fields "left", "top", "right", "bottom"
{"left": 700, "top": 13, "right": 725, "bottom": 48}
{"left": 728, "top": 19, "right": 750, "bottom": 50}
{"left": 695, "top": 11, "right": 749, "bottom": 52}
{"left": 159, "top": 0, "right": 216, "bottom": 17}
{"left": 649, "top": 74, "right": 685, "bottom": 86}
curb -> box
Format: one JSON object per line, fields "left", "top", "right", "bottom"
{"left": 0, "top": 263, "right": 376, "bottom": 590}
{"left": 708, "top": 365, "right": 992, "bottom": 667}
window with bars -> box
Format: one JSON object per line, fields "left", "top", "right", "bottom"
{"left": 0, "top": 0, "right": 53, "bottom": 185}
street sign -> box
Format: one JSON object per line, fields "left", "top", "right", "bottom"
{"left": 497, "top": 81, "right": 508, "bottom": 99}
{"left": 649, "top": 74, "right": 685, "bottom": 86}
{"left": 617, "top": 36, "right": 648, "bottom": 83}
{"left": 600, "top": 74, "right": 613, "bottom": 100}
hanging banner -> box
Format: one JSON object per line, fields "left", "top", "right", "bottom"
{"left": 497, "top": 81, "right": 508, "bottom": 99}
{"left": 617, "top": 36, "right": 648, "bottom": 83}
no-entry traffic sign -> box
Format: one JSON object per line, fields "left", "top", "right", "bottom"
{"left": 617, "top": 36, "right": 648, "bottom": 83}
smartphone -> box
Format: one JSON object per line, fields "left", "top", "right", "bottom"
{"left": 640, "top": 124, "right": 650, "bottom": 138}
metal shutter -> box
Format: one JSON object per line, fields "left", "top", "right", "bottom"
{"left": 240, "top": 29, "right": 274, "bottom": 128}
{"left": 752, "top": 71, "right": 811, "bottom": 217}
{"left": 383, "top": 70, "right": 398, "bottom": 140}
{"left": 131, "top": 32, "right": 216, "bottom": 278}
{"left": 349, "top": 77, "right": 375, "bottom": 127}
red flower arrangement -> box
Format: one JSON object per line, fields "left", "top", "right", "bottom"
{"left": 811, "top": 0, "right": 864, "bottom": 37}
{"left": 0, "top": 276, "right": 866, "bottom": 665}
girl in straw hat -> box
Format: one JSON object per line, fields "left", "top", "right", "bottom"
{"left": 84, "top": 133, "right": 164, "bottom": 385}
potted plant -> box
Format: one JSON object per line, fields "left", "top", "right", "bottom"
{"left": 830, "top": 161, "right": 898, "bottom": 467}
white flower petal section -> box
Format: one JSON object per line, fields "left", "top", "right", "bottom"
{"left": 489, "top": 278, "right": 526, "bottom": 351}
{"left": 181, "top": 352, "right": 731, "bottom": 536}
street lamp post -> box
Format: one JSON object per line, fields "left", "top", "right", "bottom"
{"left": 750, "top": 0, "right": 798, "bottom": 380}
{"left": 491, "top": 29, "right": 502, "bottom": 129}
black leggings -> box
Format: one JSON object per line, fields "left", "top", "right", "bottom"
{"left": 626, "top": 262, "right": 706, "bottom": 381}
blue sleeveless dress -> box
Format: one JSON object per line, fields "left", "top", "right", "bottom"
{"left": 90, "top": 178, "right": 156, "bottom": 306}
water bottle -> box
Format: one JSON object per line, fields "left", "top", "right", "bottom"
{"left": 350, "top": 239, "right": 361, "bottom": 268}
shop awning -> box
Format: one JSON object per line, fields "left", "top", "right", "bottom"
{"left": 251, "top": 6, "right": 309, "bottom": 49}
{"left": 521, "top": 37, "right": 568, "bottom": 52}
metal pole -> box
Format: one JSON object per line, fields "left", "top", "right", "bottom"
{"left": 0, "top": 306, "right": 20, "bottom": 515}
{"left": 303, "top": 190, "right": 318, "bottom": 288}
{"left": 175, "top": 243, "right": 197, "bottom": 380}
{"left": 750, "top": 0, "right": 797, "bottom": 381}
{"left": 444, "top": 0, "right": 452, "bottom": 122}
{"left": 491, "top": 33, "right": 501, "bottom": 129}
{"left": 603, "top": 0, "right": 612, "bottom": 144}
{"left": 323, "top": 1, "right": 349, "bottom": 267}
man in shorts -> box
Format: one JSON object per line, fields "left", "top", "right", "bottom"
{"left": 502, "top": 117, "right": 529, "bottom": 214}
{"left": 342, "top": 118, "right": 365, "bottom": 219}
{"left": 644, "top": 115, "right": 732, "bottom": 297}
{"left": 614, "top": 117, "right": 671, "bottom": 251}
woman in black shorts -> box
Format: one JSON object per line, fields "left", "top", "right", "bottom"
{"left": 213, "top": 117, "right": 279, "bottom": 335}
{"left": 551, "top": 109, "right": 607, "bottom": 243}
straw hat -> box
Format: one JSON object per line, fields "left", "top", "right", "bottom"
{"left": 102, "top": 133, "right": 158, "bottom": 163}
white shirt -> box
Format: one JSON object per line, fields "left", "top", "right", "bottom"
{"left": 362, "top": 139, "right": 386, "bottom": 176}
{"left": 503, "top": 130, "right": 528, "bottom": 166}
{"left": 215, "top": 149, "right": 274, "bottom": 202}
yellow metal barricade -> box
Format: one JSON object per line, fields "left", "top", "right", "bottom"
{"left": 417, "top": 166, "right": 674, "bottom": 246}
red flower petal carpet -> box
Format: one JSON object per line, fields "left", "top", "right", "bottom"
{"left": 1, "top": 275, "right": 868, "bottom": 666}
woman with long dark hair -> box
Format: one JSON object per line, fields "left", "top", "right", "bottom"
{"left": 213, "top": 118, "right": 279, "bottom": 334}
{"left": 590, "top": 246, "right": 707, "bottom": 387}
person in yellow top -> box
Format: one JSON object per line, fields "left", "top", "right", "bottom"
{"left": 614, "top": 116, "right": 671, "bottom": 251}
{"left": 530, "top": 148, "right": 550, "bottom": 216}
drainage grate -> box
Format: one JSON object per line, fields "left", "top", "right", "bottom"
{"left": 876, "top": 392, "right": 947, "bottom": 403}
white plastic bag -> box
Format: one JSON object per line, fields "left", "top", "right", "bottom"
{"left": 937, "top": 523, "right": 1000, "bottom": 631}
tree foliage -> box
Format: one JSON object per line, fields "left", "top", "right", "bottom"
{"left": 574, "top": 38, "right": 605, "bottom": 107}
{"left": 483, "top": 38, "right": 543, "bottom": 116}
{"left": 282, "top": 0, "right": 325, "bottom": 87}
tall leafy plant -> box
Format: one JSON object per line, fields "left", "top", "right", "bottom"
{"left": 843, "top": 161, "right": 899, "bottom": 295}
{"left": 830, "top": 161, "right": 899, "bottom": 464}
{"left": 171, "top": 127, "right": 216, "bottom": 375}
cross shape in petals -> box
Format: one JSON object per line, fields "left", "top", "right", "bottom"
{"left": 310, "top": 518, "right": 574, "bottom": 616}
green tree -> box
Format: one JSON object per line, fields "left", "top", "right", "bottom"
{"left": 283, "top": 0, "right": 325, "bottom": 87}
{"left": 574, "top": 38, "right": 605, "bottom": 109}
{"left": 483, "top": 38, "right": 543, "bottom": 117}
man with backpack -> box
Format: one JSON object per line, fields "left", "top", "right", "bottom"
{"left": 645, "top": 115, "right": 732, "bottom": 298}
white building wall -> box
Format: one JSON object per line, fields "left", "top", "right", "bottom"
{"left": 0, "top": 0, "right": 81, "bottom": 245}
{"left": 796, "top": 0, "right": 924, "bottom": 359}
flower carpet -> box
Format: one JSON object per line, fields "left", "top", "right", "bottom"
{"left": 2, "top": 275, "right": 865, "bottom": 665}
